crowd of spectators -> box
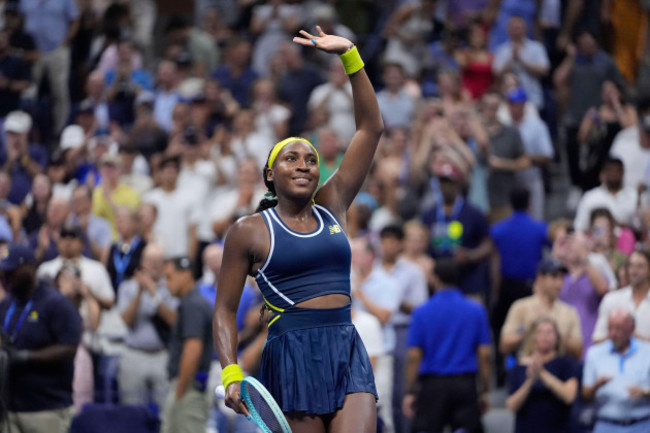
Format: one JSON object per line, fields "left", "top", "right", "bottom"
{"left": 1, "top": 0, "right": 650, "bottom": 433}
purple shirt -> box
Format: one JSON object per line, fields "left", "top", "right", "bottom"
{"left": 560, "top": 274, "right": 601, "bottom": 358}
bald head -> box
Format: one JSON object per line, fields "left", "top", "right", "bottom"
{"left": 142, "top": 243, "right": 165, "bottom": 278}
{"left": 608, "top": 308, "right": 635, "bottom": 351}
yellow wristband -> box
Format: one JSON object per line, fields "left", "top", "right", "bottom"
{"left": 222, "top": 364, "right": 244, "bottom": 390}
{"left": 340, "top": 45, "right": 364, "bottom": 75}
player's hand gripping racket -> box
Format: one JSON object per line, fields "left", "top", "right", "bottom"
{"left": 216, "top": 377, "right": 292, "bottom": 433}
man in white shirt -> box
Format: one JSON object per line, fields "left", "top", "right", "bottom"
{"left": 177, "top": 127, "right": 218, "bottom": 261}
{"left": 177, "top": 127, "right": 216, "bottom": 202}
{"left": 351, "top": 237, "right": 402, "bottom": 433}
{"left": 377, "top": 225, "right": 428, "bottom": 433}
{"left": 493, "top": 16, "right": 550, "bottom": 110}
{"left": 36, "top": 221, "right": 122, "bottom": 352}
{"left": 153, "top": 60, "right": 182, "bottom": 133}
{"left": 610, "top": 97, "right": 650, "bottom": 190}
{"left": 143, "top": 156, "right": 200, "bottom": 259}
{"left": 507, "top": 88, "right": 554, "bottom": 220}
{"left": 37, "top": 222, "right": 114, "bottom": 309}
{"left": 574, "top": 158, "right": 638, "bottom": 232}
{"left": 593, "top": 250, "right": 650, "bottom": 342}
{"left": 376, "top": 63, "right": 415, "bottom": 129}
{"left": 308, "top": 58, "right": 355, "bottom": 143}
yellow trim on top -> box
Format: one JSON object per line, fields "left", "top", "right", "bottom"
{"left": 264, "top": 299, "right": 285, "bottom": 313}
{"left": 267, "top": 315, "right": 281, "bottom": 327}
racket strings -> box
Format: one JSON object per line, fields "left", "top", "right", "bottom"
{"left": 242, "top": 382, "right": 286, "bottom": 433}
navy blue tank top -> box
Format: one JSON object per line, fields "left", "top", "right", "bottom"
{"left": 255, "top": 204, "right": 351, "bottom": 310}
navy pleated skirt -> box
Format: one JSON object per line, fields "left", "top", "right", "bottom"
{"left": 259, "top": 303, "right": 378, "bottom": 415}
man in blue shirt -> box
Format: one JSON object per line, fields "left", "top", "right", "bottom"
{"left": 0, "top": 243, "right": 82, "bottom": 433}
{"left": 20, "top": 0, "right": 79, "bottom": 133}
{"left": 490, "top": 187, "right": 548, "bottom": 385}
{"left": 404, "top": 258, "right": 491, "bottom": 433}
{"left": 583, "top": 308, "right": 650, "bottom": 433}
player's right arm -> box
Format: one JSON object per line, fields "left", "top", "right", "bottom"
{"left": 213, "top": 215, "right": 265, "bottom": 415}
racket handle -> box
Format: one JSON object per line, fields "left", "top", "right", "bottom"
{"left": 214, "top": 385, "right": 225, "bottom": 399}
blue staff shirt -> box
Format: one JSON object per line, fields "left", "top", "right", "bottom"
{"left": 408, "top": 288, "right": 491, "bottom": 375}
{"left": 490, "top": 211, "right": 549, "bottom": 281}
{"left": 0, "top": 284, "right": 82, "bottom": 412}
{"left": 421, "top": 199, "right": 490, "bottom": 295}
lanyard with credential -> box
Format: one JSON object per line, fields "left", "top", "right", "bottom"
{"left": 435, "top": 192, "right": 464, "bottom": 253}
{"left": 3, "top": 299, "right": 34, "bottom": 343}
{"left": 113, "top": 236, "right": 140, "bottom": 286}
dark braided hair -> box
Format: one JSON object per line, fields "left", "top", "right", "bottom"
{"left": 256, "top": 150, "right": 278, "bottom": 212}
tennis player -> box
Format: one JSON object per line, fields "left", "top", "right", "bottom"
{"left": 213, "top": 27, "right": 383, "bottom": 433}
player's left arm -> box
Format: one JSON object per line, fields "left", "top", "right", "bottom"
{"left": 301, "top": 28, "right": 383, "bottom": 225}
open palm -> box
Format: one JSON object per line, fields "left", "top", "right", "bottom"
{"left": 293, "top": 26, "right": 353, "bottom": 55}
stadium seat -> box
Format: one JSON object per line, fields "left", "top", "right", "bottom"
{"left": 70, "top": 403, "right": 160, "bottom": 433}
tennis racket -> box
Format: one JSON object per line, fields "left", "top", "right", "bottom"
{"left": 240, "top": 377, "right": 292, "bottom": 433}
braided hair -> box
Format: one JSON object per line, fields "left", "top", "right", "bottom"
{"left": 256, "top": 151, "right": 278, "bottom": 212}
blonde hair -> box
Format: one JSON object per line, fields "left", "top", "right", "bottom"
{"left": 521, "top": 317, "right": 562, "bottom": 358}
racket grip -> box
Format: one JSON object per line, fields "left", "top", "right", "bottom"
{"left": 214, "top": 385, "right": 225, "bottom": 399}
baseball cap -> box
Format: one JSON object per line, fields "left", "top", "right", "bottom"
{"left": 537, "top": 258, "right": 567, "bottom": 275}
{"left": 0, "top": 243, "right": 36, "bottom": 271}
{"left": 507, "top": 87, "right": 528, "bottom": 104}
{"left": 60, "top": 125, "right": 85, "bottom": 151}
{"left": 4, "top": 111, "right": 32, "bottom": 134}
{"left": 437, "top": 163, "right": 462, "bottom": 182}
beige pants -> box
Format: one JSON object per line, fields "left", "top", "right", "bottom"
{"left": 3, "top": 407, "right": 73, "bottom": 433}
{"left": 160, "top": 379, "right": 209, "bottom": 433}
{"left": 118, "top": 347, "right": 169, "bottom": 409}
{"left": 31, "top": 46, "right": 71, "bottom": 133}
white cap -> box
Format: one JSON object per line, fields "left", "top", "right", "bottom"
{"left": 4, "top": 111, "right": 32, "bottom": 134}
{"left": 60, "top": 125, "right": 85, "bottom": 151}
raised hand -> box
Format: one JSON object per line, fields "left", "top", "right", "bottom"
{"left": 293, "top": 26, "right": 353, "bottom": 55}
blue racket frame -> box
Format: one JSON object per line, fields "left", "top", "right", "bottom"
{"left": 240, "top": 377, "right": 292, "bottom": 433}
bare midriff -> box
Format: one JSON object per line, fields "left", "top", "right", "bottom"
{"left": 294, "top": 293, "right": 351, "bottom": 309}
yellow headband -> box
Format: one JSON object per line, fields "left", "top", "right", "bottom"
{"left": 268, "top": 137, "right": 319, "bottom": 169}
